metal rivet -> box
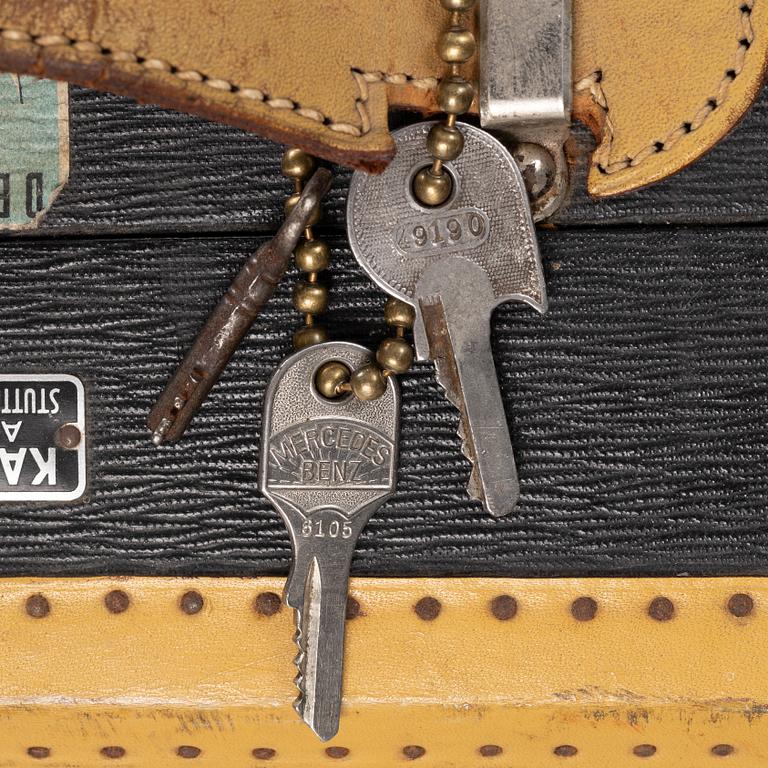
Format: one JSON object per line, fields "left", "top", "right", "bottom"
{"left": 176, "top": 746, "right": 201, "bottom": 759}
{"left": 479, "top": 745, "right": 503, "bottom": 757}
{"left": 54, "top": 423, "right": 82, "bottom": 450}
{"left": 345, "top": 596, "right": 361, "bottom": 620}
{"left": 180, "top": 590, "right": 204, "bottom": 615}
{"left": 325, "top": 746, "right": 350, "bottom": 759}
{"left": 490, "top": 595, "right": 517, "bottom": 621}
{"left": 104, "top": 590, "right": 130, "bottom": 614}
{"left": 253, "top": 592, "right": 281, "bottom": 617}
{"left": 728, "top": 593, "right": 754, "bottom": 618}
{"left": 414, "top": 596, "right": 441, "bottom": 621}
{"left": 571, "top": 596, "right": 598, "bottom": 622}
{"left": 648, "top": 596, "right": 675, "bottom": 622}
{"left": 26, "top": 594, "right": 50, "bottom": 618}
{"left": 711, "top": 744, "right": 735, "bottom": 757}
{"left": 27, "top": 747, "right": 50, "bottom": 759}
{"left": 402, "top": 746, "right": 426, "bottom": 760}
{"left": 100, "top": 746, "right": 126, "bottom": 759}
{"left": 554, "top": 745, "right": 578, "bottom": 757}
{"left": 252, "top": 748, "right": 276, "bottom": 760}
{"left": 633, "top": 744, "right": 657, "bottom": 758}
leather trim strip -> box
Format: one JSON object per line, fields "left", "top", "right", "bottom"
{"left": 0, "top": 577, "right": 766, "bottom": 766}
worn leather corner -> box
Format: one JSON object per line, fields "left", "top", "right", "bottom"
{"left": 573, "top": 0, "right": 768, "bottom": 198}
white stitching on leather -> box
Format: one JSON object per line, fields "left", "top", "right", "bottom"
{"left": 575, "top": 0, "right": 756, "bottom": 176}
{"left": 0, "top": 28, "right": 436, "bottom": 139}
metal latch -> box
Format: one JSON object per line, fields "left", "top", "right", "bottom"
{"left": 479, "top": 0, "right": 572, "bottom": 219}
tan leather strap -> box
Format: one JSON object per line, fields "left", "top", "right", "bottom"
{"left": 0, "top": 576, "right": 765, "bottom": 766}
{"left": 0, "top": 2, "right": 765, "bottom": 195}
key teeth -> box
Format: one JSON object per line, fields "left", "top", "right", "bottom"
{"left": 433, "top": 356, "right": 485, "bottom": 506}
{"left": 292, "top": 607, "right": 308, "bottom": 718}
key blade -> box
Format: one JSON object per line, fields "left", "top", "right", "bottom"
{"left": 293, "top": 555, "right": 347, "bottom": 741}
{"left": 418, "top": 263, "right": 520, "bottom": 517}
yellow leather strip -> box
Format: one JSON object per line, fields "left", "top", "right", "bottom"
{"left": 0, "top": 577, "right": 766, "bottom": 767}
{"left": 0, "top": 1, "right": 765, "bottom": 191}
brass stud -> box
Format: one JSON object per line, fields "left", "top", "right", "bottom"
{"left": 711, "top": 744, "right": 735, "bottom": 757}
{"left": 571, "top": 596, "right": 598, "bottom": 622}
{"left": 490, "top": 595, "right": 518, "bottom": 621}
{"left": 180, "top": 590, "right": 204, "bottom": 615}
{"left": 377, "top": 337, "right": 414, "bottom": 374}
{"left": 349, "top": 363, "right": 387, "bottom": 401}
{"left": 100, "top": 746, "right": 126, "bottom": 759}
{"left": 27, "top": 747, "right": 51, "bottom": 759}
{"left": 440, "top": 0, "right": 476, "bottom": 9}
{"left": 728, "top": 593, "right": 754, "bottom": 617}
{"left": 437, "top": 76, "right": 475, "bottom": 114}
{"left": 325, "top": 746, "right": 350, "bottom": 759}
{"left": 315, "top": 361, "right": 351, "bottom": 399}
{"left": 413, "top": 166, "right": 452, "bottom": 207}
{"left": 384, "top": 297, "right": 415, "bottom": 329}
{"left": 633, "top": 745, "right": 657, "bottom": 758}
{"left": 554, "top": 745, "right": 578, "bottom": 758}
{"left": 293, "top": 325, "right": 328, "bottom": 350}
{"left": 293, "top": 281, "right": 328, "bottom": 315}
{"left": 253, "top": 592, "right": 282, "bottom": 617}
{"left": 648, "top": 596, "right": 675, "bottom": 622}
{"left": 295, "top": 240, "right": 330, "bottom": 273}
{"left": 439, "top": 26, "right": 476, "bottom": 64}
{"left": 414, "top": 596, "right": 442, "bottom": 621}
{"left": 427, "top": 123, "right": 464, "bottom": 161}
{"left": 345, "top": 596, "right": 362, "bottom": 620}
{"left": 402, "top": 745, "right": 426, "bottom": 760}
{"left": 105, "top": 589, "right": 130, "bottom": 614}
{"left": 26, "top": 594, "right": 50, "bottom": 618}
{"left": 252, "top": 748, "right": 277, "bottom": 760}
{"left": 176, "top": 746, "right": 201, "bottom": 759}
{"left": 479, "top": 745, "right": 503, "bottom": 758}
{"left": 281, "top": 148, "right": 315, "bottom": 180}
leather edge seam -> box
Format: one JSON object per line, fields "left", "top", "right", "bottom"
{"left": 575, "top": 0, "right": 757, "bottom": 177}
{"left": 0, "top": 27, "right": 437, "bottom": 140}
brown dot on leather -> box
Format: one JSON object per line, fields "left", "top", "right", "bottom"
{"left": 180, "top": 590, "right": 204, "bottom": 615}
{"left": 728, "top": 593, "right": 754, "bottom": 618}
{"left": 711, "top": 744, "right": 735, "bottom": 757}
{"left": 325, "top": 746, "right": 350, "bottom": 759}
{"left": 633, "top": 744, "right": 657, "bottom": 758}
{"left": 571, "top": 596, "right": 598, "bottom": 622}
{"left": 27, "top": 747, "right": 50, "bottom": 759}
{"left": 177, "top": 746, "right": 201, "bottom": 759}
{"left": 100, "top": 746, "right": 126, "bottom": 759}
{"left": 648, "top": 596, "right": 675, "bottom": 621}
{"left": 254, "top": 591, "right": 281, "bottom": 617}
{"left": 105, "top": 590, "right": 130, "bottom": 614}
{"left": 252, "top": 748, "right": 276, "bottom": 760}
{"left": 490, "top": 595, "right": 517, "bottom": 621}
{"left": 414, "top": 596, "right": 441, "bottom": 621}
{"left": 479, "top": 744, "right": 503, "bottom": 757}
{"left": 554, "top": 745, "right": 578, "bottom": 757}
{"left": 345, "top": 595, "right": 361, "bottom": 620}
{"left": 26, "top": 594, "right": 50, "bottom": 618}
{"left": 402, "top": 746, "right": 426, "bottom": 760}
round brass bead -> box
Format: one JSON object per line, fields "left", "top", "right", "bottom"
{"left": 427, "top": 123, "right": 464, "bottom": 161}
{"left": 384, "top": 297, "right": 415, "bottom": 329}
{"left": 413, "top": 167, "right": 453, "bottom": 207}
{"left": 293, "top": 325, "right": 328, "bottom": 350}
{"left": 377, "top": 337, "right": 414, "bottom": 374}
{"left": 439, "top": 26, "right": 476, "bottom": 64}
{"left": 281, "top": 148, "right": 315, "bottom": 180}
{"left": 439, "top": 0, "right": 476, "bottom": 10}
{"left": 293, "top": 281, "right": 328, "bottom": 315}
{"left": 350, "top": 364, "right": 387, "bottom": 401}
{"left": 284, "top": 193, "right": 322, "bottom": 227}
{"left": 295, "top": 240, "right": 330, "bottom": 273}
{"left": 315, "top": 361, "right": 351, "bottom": 399}
{"left": 437, "top": 76, "right": 474, "bottom": 115}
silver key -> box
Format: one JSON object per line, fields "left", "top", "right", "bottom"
{"left": 347, "top": 121, "right": 546, "bottom": 517}
{"left": 259, "top": 341, "right": 399, "bottom": 740}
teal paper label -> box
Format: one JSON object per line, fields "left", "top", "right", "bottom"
{"left": 0, "top": 75, "right": 69, "bottom": 230}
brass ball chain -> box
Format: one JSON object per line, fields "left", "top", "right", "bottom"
{"left": 280, "top": 0, "right": 477, "bottom": 400}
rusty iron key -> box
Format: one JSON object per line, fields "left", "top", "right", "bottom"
{"left": 148, "top": 167, "right": 333, "bottom": 445}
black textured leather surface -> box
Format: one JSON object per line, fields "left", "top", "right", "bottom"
{"left": 1, "top": 225, "right": 767, "bottom": 577}
{"left": 2, "top": 86, "right": 768, "bottom": 576}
